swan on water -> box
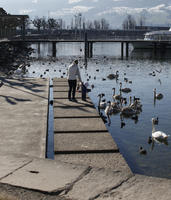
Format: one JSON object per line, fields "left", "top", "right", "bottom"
{"left": 97, "top": 93, "right": 106, "bottom": 111}
{"left": 120, "top": 82, "right": 131, "bottom": 93}
{"left": 153, "top": 117, "right": 159, "bottom": 125}
{"left": 107, "top": 71, "right": 119, "bottom": 80}
{"left": 120, "top": 98, "right": 136, "bottom": 116}
{"left": 153, "top": 88, "right": 163, "bottom": 100}
{"left": 111, "top": 101, "right": 121, "bottom": 113}
{"left": 104, "top": 101, "right": 112, "bottom": 125}
{"left": 139, "top": 146, "right": 147, "bottom": 155}
{"left": 112, "top": 87, "right": 122, "bottom": 100}
{"left": 105, "top": 101, "right": 113, "bottom": 116}
{"left": 152, "top": 118, "right": 168, "bottom": 140}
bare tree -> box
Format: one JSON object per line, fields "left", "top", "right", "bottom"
{"left": 47, "top": 18, "right": 57, "bottom": 33}
{"left": 100, "top": 18, "right": 109, "bottom": 30}
{"left": 41, "top": 17, "right": 47, "bottom": 34}
{"left": 86, "top": 20, "right": 93, "bottom": 30}
{"left": 32, "top": 17, "right": 43, "bottom": 33}
{"left": 94, "top": 20, "right": 101, "bottom": 30}
{"left": 139, "top": 15, "right": 146, "bottom": 27}
{"left": 122, "top": 18, "right": 128, "bottom": 30}
{"left": 70, "top": 18, "right": 74, "bottom": 29}
{"left": 122, "top": 15, "right": 136, "bottom": 30}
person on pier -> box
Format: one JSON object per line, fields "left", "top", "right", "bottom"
{"left": 67, "top": 59, "right": 82, "bottom": 101}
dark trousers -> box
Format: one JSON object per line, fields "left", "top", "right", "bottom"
{"left": 68, "top": 80, "right": 77, "bottom": 99}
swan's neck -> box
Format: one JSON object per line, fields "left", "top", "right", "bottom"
{"left": 152, "top": 121, "right": 156, "bottom": 133}
{"left": 129, "top": 97, "right": 132, "bottom": 106}
{"left": 98, "top": 96, "right": 101, "bottom": 106}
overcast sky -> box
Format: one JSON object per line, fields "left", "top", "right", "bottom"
{"left": 1, "top": 0, "right": 171, "bottom": 27}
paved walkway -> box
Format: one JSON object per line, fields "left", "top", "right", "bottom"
{"left": 0, "top": 77, "right": 171, "bottom": 200}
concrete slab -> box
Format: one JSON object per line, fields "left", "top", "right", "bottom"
{"left": 53, "top": 98, "right": 94, "bottom": 107}
{"left": 53, "top": 82, "right": 68, "bottom": 87}
{"left": 53, "top": 91, "right": 82, "bottom": 99}
{"left": 0, "top": 154, "right": 32, "bottom": 179}
{"left": 53, "top": 78, "right": 67, "bottom": 82}
{"left": 54, "top": 132, "right": 118, "bottom": 153}
{"left": 53, "top": 106, "right": 99, "bottom": 118}
{"left": 0, "top": 78, "right": 49, "bottom": 158}
{"left": 64, "top": 167, "right": 133, "bottom": 200}
{"left": 55, "top": 153, "right": 131, "bottom": 173}
{"left": 54, "top": 118, "right": 108, "bottom": 133}
{"left": 53, "top": 87, "right": 68, "bottom": 92}
{"left": 97, "top": 174, "right": 171, "bottom": 200}
{"left": 0, "top": 158, "right": 89, "bottom": 193}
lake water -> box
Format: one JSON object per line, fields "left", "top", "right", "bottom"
{"left": 26, "top": 42, "right": 171, "bottom": 179}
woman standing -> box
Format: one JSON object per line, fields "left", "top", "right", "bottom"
{"left": 67, "top": 60, "right": 82, "bottom": 101}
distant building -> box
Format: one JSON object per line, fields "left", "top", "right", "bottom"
{"left": 0, "top": 8, "right": 7, "bottom": 15}
{"left": 135, "top": 26, "right": 170, "bottom": 31}
{"left": 0, "top": 8, "right": 28, "bottom": 39}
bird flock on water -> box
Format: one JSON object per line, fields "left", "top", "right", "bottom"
{"left": 7, "top": 57, "right": 169, "bottom": 156}
{"left": 93, "top": 63, "right": 169, "bottom": 156}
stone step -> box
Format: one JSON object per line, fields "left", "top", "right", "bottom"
{"left": 53, "top": 105, "right": 99, "bottom": 118}
{"left": 54, "top": 118, "right": 108, "bottom": 133}
{"left": 54, "top": 132, "right": 118, "bottom": 153}
{"left": 53, "top": 98, "right": 94, "bottom": 107}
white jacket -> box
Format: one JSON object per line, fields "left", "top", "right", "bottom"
{"left": 67, "top": 62, "right": 81, "bottom": 81}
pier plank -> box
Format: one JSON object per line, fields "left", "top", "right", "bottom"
{"left": 53, "top": 78, "right": 67, "bottom": 82}
{"left": 53, "top": 91, "right": 82, "bottom": 99}
{"left": 54, "top": 133, "right": 118, "bottom": 153}
{"left": 53, "top": 87, "right": 69, "bottom": 92}
{"left": 55, "top": 153, "right": 131, "bottom": 173}
{"left": 53, "top": 98, "right": 94, "bottom": 107}
{"left": 53, "top": 105, "right": 99, "bottom": 118}
{"left": 54, "top": 118, "right": 108, "bottom": 133}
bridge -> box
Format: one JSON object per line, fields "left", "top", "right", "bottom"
{"left": 1, "top": 36, "right": 171, "bottom": 59}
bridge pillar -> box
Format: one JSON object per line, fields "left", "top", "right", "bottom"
{"left": 52, "top": 41, "right": 56, "bottom": 57}
{"left": 89, "top": 42, "right": 93, "bottom": 58}
{"left": 84, "top": 32, "right": 88, "bottom": 67}
{"left": 121, "top": 42, "right": 124, "bottom": 59}
{"left": 126, "top": 42, "right": 129, "bottom": 59}
{"left": 38, "top": 42, "right": 40, "bottom": 56}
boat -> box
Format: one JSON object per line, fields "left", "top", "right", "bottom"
{"left": 132, "top": 28, "right": 171, "bottom": 49}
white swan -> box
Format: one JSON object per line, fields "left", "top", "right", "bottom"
{"left": 153, "top": 117, "right": 159, "bottom": 125}
{"left": 152, "top": 118, "right": 168, "bottom": 140}
{"left": 153, "top": 88, "right": 163, "bottom": 100}
{"left": 98, "top": 93, "right": 106, "bottom": 110}
{"left": 104, "top": 101, "right": 112, "bottom": 125}
{"left": 105, "top": 101, "right": 113, "bottom": 116}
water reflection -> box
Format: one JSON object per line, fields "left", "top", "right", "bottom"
{"left": 130, "top": 48, "right": 171, "bottom": 59}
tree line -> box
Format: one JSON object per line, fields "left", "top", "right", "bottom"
{"left": 0, "top": 6, "right": 147, "bottom": 39}
{"left": 31, "top": 13, "right": 110, "bottom": 33}
{"left": 31, "top": 13, "right": 146, "bottom": 33}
